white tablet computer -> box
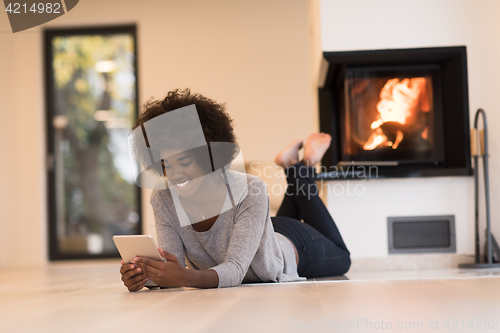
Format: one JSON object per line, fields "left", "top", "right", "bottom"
{"left": 113, "top": 235, "right": 164, "bottom": 287}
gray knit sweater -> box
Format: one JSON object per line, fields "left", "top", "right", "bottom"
{"left": 150, "top": 171, "right": 305, "bottom": 288}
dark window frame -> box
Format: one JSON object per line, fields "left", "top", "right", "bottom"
{"left": 44, "top": 25, "right": 141, "bottom": 260}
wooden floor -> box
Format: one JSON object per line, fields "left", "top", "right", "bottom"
{"left": 1, "top": 260, "right": 500, "bottom": 333}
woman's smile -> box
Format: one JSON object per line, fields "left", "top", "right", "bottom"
{"left": 175, "top": 179, "right": 191, "bottom": 187}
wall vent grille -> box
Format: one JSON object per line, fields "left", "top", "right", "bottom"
{"left": 388, "top": 215, "right": 456, "bottom": 254}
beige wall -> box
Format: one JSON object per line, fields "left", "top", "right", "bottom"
{"left": 0, "top": 20, "right": 15, "bottom": 268}
{"left": 0, "top": 0, "right": 319, "bottom": 267}
{"left": 0, "top": 18, "right": 47, "bottom": 268}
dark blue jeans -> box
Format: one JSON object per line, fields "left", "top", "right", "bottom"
{"left": 271, "top": 162, "right": 350, "bottom": 278}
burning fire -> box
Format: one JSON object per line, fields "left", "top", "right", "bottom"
{"left": 363, "top": 77, "right": 429, "bottom": 150}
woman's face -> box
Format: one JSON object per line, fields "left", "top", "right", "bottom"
{"left": 162, "top": 150, "right": 210, "bottom": 198}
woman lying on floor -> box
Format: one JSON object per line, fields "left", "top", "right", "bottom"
{"left": 120, "top": 89, "right": 350, "bottom": 291}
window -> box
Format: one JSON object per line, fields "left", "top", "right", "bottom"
{"left": 44, "top": 26, "right": 141, "bottom": 259}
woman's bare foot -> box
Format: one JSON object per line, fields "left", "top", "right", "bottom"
{"left": 302, "top": 133, "right": 332, "bottom": 167}
{"left": 275, "top": 139, "right": 303, "bottom": 168}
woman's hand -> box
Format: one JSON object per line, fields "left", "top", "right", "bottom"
{"left": 134, "top": 248, "right": 188, "bottom": 288}
{"left": 120, "top": 260, "right": 149, "bottom": 292}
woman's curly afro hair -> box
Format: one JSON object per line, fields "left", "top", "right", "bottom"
{"left": 133, "top": 88, "right": 236, "bottom": 144}
{"left": 132, "top": 89, "right": 238, "bottom": 175}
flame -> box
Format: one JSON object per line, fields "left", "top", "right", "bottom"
{"left": 363, "top": 77, "right": 427, "bottom": 150}
{"left": 363, "top": 128, "right": 386, "bottom": 150}
{"left": 421, "top": 127, "right": 428, "bottom": 140}
{"left": 392, "top": 130, "right": 404, "bottom": 149}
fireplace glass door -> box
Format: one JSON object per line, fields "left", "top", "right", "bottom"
{"left": 342, "top": 65, "right": 445, "bottom": 165}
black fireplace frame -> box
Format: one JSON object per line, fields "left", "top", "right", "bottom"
{"left": 318, "top": 46, "right": 472, "bottom": 179}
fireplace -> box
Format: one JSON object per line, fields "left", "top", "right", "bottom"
{"left": 318, "top": 46, "right": 472, "bottom": 179}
